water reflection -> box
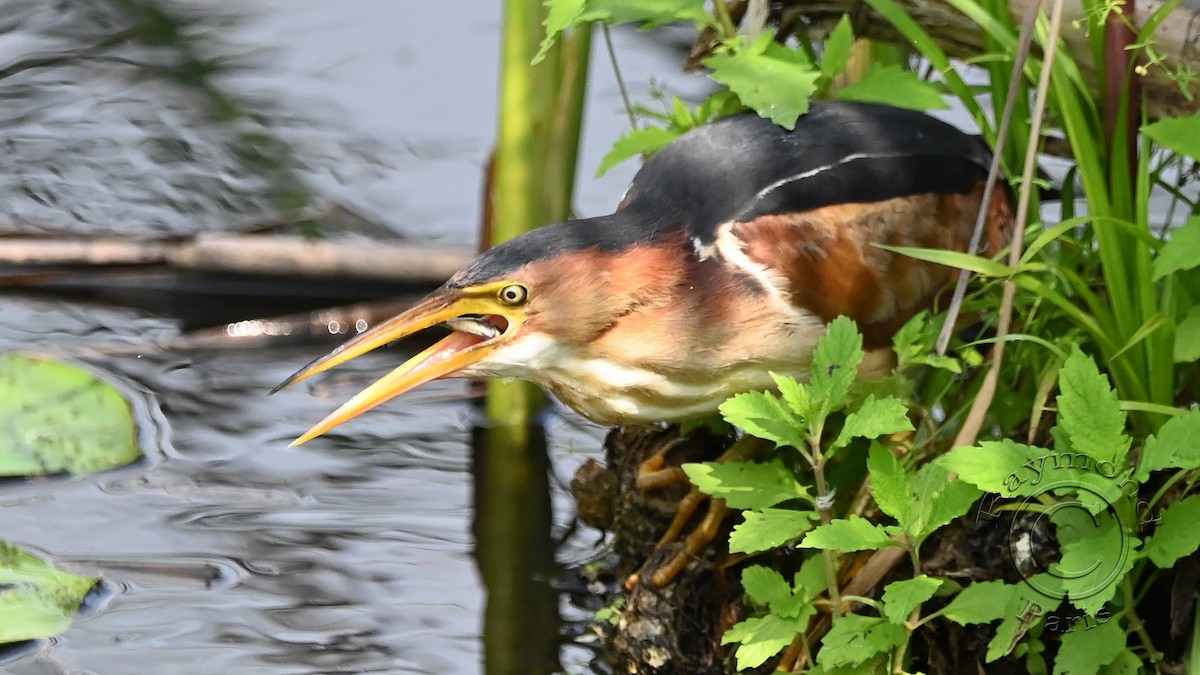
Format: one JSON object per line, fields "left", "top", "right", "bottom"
{"left": 472, "top": 423, "right": 559, "bottom": 675}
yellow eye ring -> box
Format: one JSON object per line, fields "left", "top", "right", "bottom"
{"left": 498, "top": 284, "right": 528, "bottom": 306}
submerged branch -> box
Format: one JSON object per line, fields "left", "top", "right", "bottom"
{"left": 0, "top": 235, "right": 472, "bottom": 282}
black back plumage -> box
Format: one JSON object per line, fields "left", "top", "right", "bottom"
{"left": 451, "top": 100, "right": 991, "bottom": 288}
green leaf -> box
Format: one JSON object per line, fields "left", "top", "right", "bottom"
{"left": 723, "top": 613, "right": 810, "bottom": 670}
{"left": 1100, "top": 649, "right": 1143, "bottom": 675}
{"left": 818, "top": 614, "right": 907, "bottom": 668}
{"left": 1175, "top": 306, "right": 1200, "bottom": 363}
{"left": 1143, "top": 111, "right": 1200, "bottom": 158}
{"left": 941, "top": 580, "right": 1021, "bottom": 625}
{"left": 939, "top": 439, "right": 1126, "bottom": 515}
{"left": 1051, "top": 504, "right": 1137, "bottom": 615}
{"left": 0, "top": 354, "right": 141, "bottom": 476}
{"left": 911, "top": 466, "right": 981, "bottom": 542}
{"left": 0, "top": 542, "right": 98, "bottom": 643}
{"left": 1142, "top": 495, "right": 1200, "bottom": 568}
{"left": 1152, "top": 215, "right": 1200, "bottom": 281}
{"left": 1053, "top": 618, "right": 1126, "bottom": 674}
{"left": 877, "top": 244, "right": 1016, "bottom": 277}
{"left": 719, "top": 391, "right": 807, "bottom": 449}
{"left": 1056, "top": 347, "right": 1130, "bottom": 465}
{"left": 833, "top": 396, "right": 913, "bottom": 450}
{"left": 742, "top": 565, "right": 791, "bottom": 607}
{"left": 533, "top": 0, "right": 586, "bottom": 64}
{"left": 682, "top": 459, "right": 811, "bottom": 509}
{"left": 802, "top": 516, "right": 895, "bottom": 552}
{"left": 866, "top": 442, "right": 912, "bottom": 523}
{"left": 1136, "top": 409, "right": 1200, "bottom": 481}
{"left": 670, "top": 96, "right": 694, "bottom": 129}
{"left": 835, "top": 64, "right": 949, "bottom": 110}
{"left": 730, "top": 508, "right": 820, "bottom": 554}
{"left": 808, "top": 316, "right": 865, "bottom": 422}
{"left": 705, "top": 36, "right": 821, "bottom": 130}
{"left": 986, "top": 583, "right": 1055, "bottom": 662}
{"left": 595, "top": 126, "right": 678, "bottom": 176}
{"left": 578, "top": 0, "right": 712, "bottom": 28}
{"left": 771, "top": 371, "right": 811, "bottom": 419}
{"left": 821, "top": 15, "right": 855, "bottom": 78}
{"left": 881, "top": 575, "right": 942, "bottom": 624}
{"left": 793, "top": 553, "right": 830, "bottom": 600}
{"left": 892, "top": 311, "right": 963, "bottom": 374}
{"left": 938, "top": 439, "right": 1044, "bottom": 496}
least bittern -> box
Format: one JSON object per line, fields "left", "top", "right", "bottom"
{"left": 278, "top": 101, "right": 1011, "bottom": 580}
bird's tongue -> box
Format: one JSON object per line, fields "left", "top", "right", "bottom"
{"left": 413, "top": 330, "right": 487, "bottom": 376}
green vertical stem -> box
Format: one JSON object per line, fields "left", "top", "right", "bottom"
{"left": 487, "top": 1, "right": 592, "bottom": 426}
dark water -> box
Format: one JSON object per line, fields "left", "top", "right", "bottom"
{"left": 0, "top": 1, "right": 709, "bottom": 673}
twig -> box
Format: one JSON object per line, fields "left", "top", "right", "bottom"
{"left": 937, "top": 1, "right": 1040, "bottom": 355}
{"left": 603, "top": 26, "right": 638, "bottom": 131}
{"left": 954, "top": 0, "right": 1069, "bottom": 449}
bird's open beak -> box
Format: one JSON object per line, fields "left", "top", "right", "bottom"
{"left": 276, "top": 290, "right": 520, "bottom": 446}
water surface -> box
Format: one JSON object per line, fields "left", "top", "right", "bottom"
{"left": 0, "top": 1, "right": 708, "bottom": 672}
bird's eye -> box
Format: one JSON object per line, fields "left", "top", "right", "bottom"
{"left": 498, "top": 284, "right": 528, "bottom": 306}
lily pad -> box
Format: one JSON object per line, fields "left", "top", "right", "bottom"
{"left": 0, "top": 542, "right": 97, "bottom": 644}
{"left": 0, "top": 354, "right": 141, "bottom": 476}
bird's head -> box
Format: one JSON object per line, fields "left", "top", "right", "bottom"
{"left": 277, "top": 219, "right": 656, "bottom": 445}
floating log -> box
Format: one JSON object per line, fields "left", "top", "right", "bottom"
{"left": 0, "top": 235, "right": 474, "bottom": 283}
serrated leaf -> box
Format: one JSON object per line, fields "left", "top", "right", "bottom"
{"left": 808, "top": 316, "right": 865, "bottom": 422}
{"left": 771, "top": 371, "right": 811, "bottom": 419}
{"left": 682, "top": 459, "right": 811, "bottom": 509}
{"left": 802, "top": 515, "right": 895, "bottom": 552}
{"left": 1056, "top": 347, "right": 1130, "bottom": 465}
{"left": 818, "top": 614, "right": 907, "bottom": 668}
{"left": 941, "top": 580, "right": 1021, "bottom": 625}
{"left": 723, "top": 613, "right": 810, "bottom": 670}
{"left": 1053, "top": 618, "right": 1125, "bottom": 674}
{"left": 937, "top": 439, "right": 1043, "bottom": 496}
{"left": 1143, "top": 111, "right": 1200, "bottom": 159}
{"left": 1152, "top": 215, "right": 1200, "bottom": 281}
{"left": 595, "top": 126, "right": 678, "bottom": 176}
{"left": 866, "top": 442, "right": 911, "bottom": 523}
{"left": 881, "top": 575, "right": 941, "bottom": 624}
{"left": 935, "top": 440, "right": 1123, "bottom": 513}
{"left": 986, "top": 583, "right": 1052, "bottom": 662}
{"left": 670, "top": 96, "right": 693, "bottom": 128}
{"left": 742, "top": 565, "right": 791, "bottom": 607}
{"left": 705, "top": 39, "right": 820, "bottom": 130}
{"left": 912, "top": 467, "right": 982, "bottom": 541}
{"left": 1136, "top": 409, "right": 1200, "bottom": 481}
{"left": 1142, "top": 495, "right": 1200, "bottom": 568}
{"left": 821, "top": 15, "right": 855, "bottom": 78}
{"left": 793, "top": 553, "right": 829, "bottom": 600}
{"left": 719, "top": 391, "right": 807, "bottom": 449}
{"left": 578, "top": 0, "right": 712, "bottom": 27}
{"left": 835, "top": 64, "right": 949, "bottom": 110}
{"left": 1175, "top": 306, "right": 1200, "bottom": 363}
{"left": 533, "top": 0, "right": 587, "bottom": 64}
{"left": 0, "top": 542, "right": 98, "bottom": 643}
{"left": 833, "top": 396, "right": 913, "bottom": 450}
{"left": 1099, "top": 648, "right": 1142, "bottom": 675}
{"left": 1051, "top": 505, "right": 1137, "bottom": 615}
{"left": 0, "top": 354, "right": 141, "bottom": 477}
{"left": 730, "top": 508, "right": 819, "bottom": 553}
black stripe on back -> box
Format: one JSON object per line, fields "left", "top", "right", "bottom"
{"left": 450, "top": 101, "right": 990, "bottom": 287}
